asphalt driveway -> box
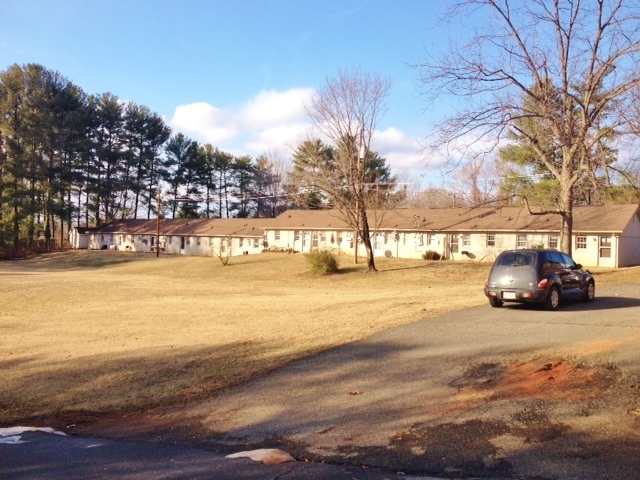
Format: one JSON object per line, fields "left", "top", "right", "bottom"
{"left": 105, "top": 282, "right": 640, "bottom": 479}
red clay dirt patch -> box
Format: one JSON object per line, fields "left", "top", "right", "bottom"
{"left": 489, "top": 359, "right": 598, "bottom": 400}
{"left": 452, "top": 357, "right": 621, "bottom": 405}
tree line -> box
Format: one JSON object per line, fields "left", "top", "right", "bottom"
{"left": 0, "top": 64, "right": 299, "bottom": 251}
{"left": 0, "top": 63, "right": 401, "bottom": 254}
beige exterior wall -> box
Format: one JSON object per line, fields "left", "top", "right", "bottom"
{"left": 617, "top": 214, "right": 640, "bottom": 267}
{"left": 80, "top": 231, "right": 261, "bottom": 257}
{"left": 263, "top": 227, "right": 633, "bottom": 268}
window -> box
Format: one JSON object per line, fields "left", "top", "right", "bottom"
{"left": 549, "top": 235, "right": 558, "bottom": 249}
{"left": 320, "top": 233, "right": 326, "bottom": 243}
{"left": 197, "top": 238, "right": 201, "bottom": 246}
{"left": 312, "top": 233, "right": 319, "bottom": 248}
{"left": 375, "top": 235, "right": 384, "bottom": 251}
{"left": 462, "top": 233, "right": 471, "bottom": 246}
{"left": 517, "top": 234, "right": 527, "bottom": 248}
{"left": 275, "top": 230, "right": 281, "bottom": 241}
{"left": 576, "top": 235, "right": 587, "bottom": 249}
{"left": 253, "top": 238, "right": 259, "bottom": 248}
{"left": 429, "top": 234, "right": 437, "bottom": 246}
{"left": 487, "top": 234, "right": 495, "bottom": 247}
{"left": 294, "top": 231, "right": 300, "bottom": 241}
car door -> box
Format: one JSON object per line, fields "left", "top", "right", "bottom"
{"left": 558, "top": 252, "right": 581, "bottom": 293}
{"left": 545, "top": 251, "right": 573, "bottom": 291}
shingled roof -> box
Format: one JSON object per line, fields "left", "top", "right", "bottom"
{"left": 269, "top": 204, "right": 639, "bottom": 233}
{"left": 81, "top": 204, "right": 639, "bottom": 235}
{"left": 87, "top": 218, "right": 273, "bottom": 237}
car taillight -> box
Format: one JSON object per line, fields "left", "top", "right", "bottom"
{"left": 484, "top": 279, "right": 489, "bottom": 287}
{"left": 537, "top": 278, "right": 548, "bottom": 289}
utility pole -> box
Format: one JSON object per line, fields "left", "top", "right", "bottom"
{"left": 354, "top": 129, "right": 365, "bottom": 264}
{"left": 156, "top": 189, "right": 161, "bottom": 258}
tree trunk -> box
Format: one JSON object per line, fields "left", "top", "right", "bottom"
{"left": 559, "top": 185, "right": 574, "bottom": 256}
{"left": 359, "top": 203, "right": 377, "bottom": 272}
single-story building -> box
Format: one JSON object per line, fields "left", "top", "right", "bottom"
{"left": 262, "top": 205, "right": 640, "bottom": 268}
{"left": 69, "top": 204, "right": 640, "bottom": 267}
{"left": 69, "top": 218, "right": 271, "bottom": 257}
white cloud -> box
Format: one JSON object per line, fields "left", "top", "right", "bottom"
{"left": 169, "top": 88, "right": 314, "bottom": 154}
{"left": 372, "top": 127, "right": 428, "bottom": 169}
{"left": 245, "top": 123, "right": 312, "bottom": 153}
{"left": 373, "top": 127, "right": 407, "bottom": 149}
{"left": 171, "top": 102, "right": 237, "bottom": 144}
{"left": 237, "top": 88, "right": 314, "bottom": 129}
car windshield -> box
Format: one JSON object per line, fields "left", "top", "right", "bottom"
{"left": 496, "top": 252, "right": 533, "bottom": 267}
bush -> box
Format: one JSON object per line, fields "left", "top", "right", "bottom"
{"left": 306, "top": 249, "right": 339, "bottom": 274}
{"left": 422, "top": 250, "right": 441, "bottom": 261}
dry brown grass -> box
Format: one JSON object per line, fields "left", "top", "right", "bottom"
{"left": 0, "top": 250, "right": 637, "bottom": 425}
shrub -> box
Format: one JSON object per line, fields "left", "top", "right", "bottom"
{"left": 306, "top": 249, "right": 339, "bottom": 274}
{"left": 422, "top": 250, "right": 441, "bottom": 261}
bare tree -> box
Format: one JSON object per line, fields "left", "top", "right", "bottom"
{"left": 211, "top": 235, "right": 233, "bottom": 266}
{"left": 418, "top": 0, "right": 640, "bottom": 254}
{"left": 444, "top": 156, "right": 499, "bottom": 207}
{"left": 254, "top": 148, "right": 290, "bottom": 218}
{"left": 401, "top": 187, "right": 457, "bottom": 208}
{"left": 303, "top": 69, "right": 392, "bottom": 271}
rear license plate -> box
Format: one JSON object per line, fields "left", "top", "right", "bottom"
{"left": 502, "top": 291, "right": 516, "bottom": 300}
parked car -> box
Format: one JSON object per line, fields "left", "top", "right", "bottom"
{"left": 484, "top": 249, "right": 595, "bottom": 310}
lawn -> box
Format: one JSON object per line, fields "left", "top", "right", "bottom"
{"left": 0, "top": 250, "right": 636, "bottom": 425}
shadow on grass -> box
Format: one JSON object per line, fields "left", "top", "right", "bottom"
{"left": 0, "top": 340, "right": 301, "bottom": 426}
{"left": 0, "top": 250, "right": 155, "bottom": 271}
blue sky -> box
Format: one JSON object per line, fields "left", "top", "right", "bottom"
{"left": 0, "top": 0, "right": 456, "bottom": 187}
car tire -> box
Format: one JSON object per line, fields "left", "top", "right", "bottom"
{"left": 545, "top": 286, "right": 560, "bottom": 311}
{"left": 489, "top": 297, "right": 503, "bottom": 308}
{"left": 582, "top": 281, "right": 595, "bottom": 302}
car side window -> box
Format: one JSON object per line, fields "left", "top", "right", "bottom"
{"left": 560, "top": 253, "right": 576, "bottom": 269}
{"left": 547, "top": 251, "right": 564, "bottom": 270}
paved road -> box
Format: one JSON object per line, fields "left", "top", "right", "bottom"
{"left": 1, "top": 429, "right": 440, "bottom": 480}
{"left": 3, "top": 283, "right": 640, "bottom": 479}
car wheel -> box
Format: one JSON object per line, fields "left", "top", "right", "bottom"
{"left": 582, "top": 281, "right": 595, "bottom": 302}
{"left": 545, "top": 286, "right": 560, "bottom": 311}
{"left": 489, "top": 297, "right": 503, "bottom": 308}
